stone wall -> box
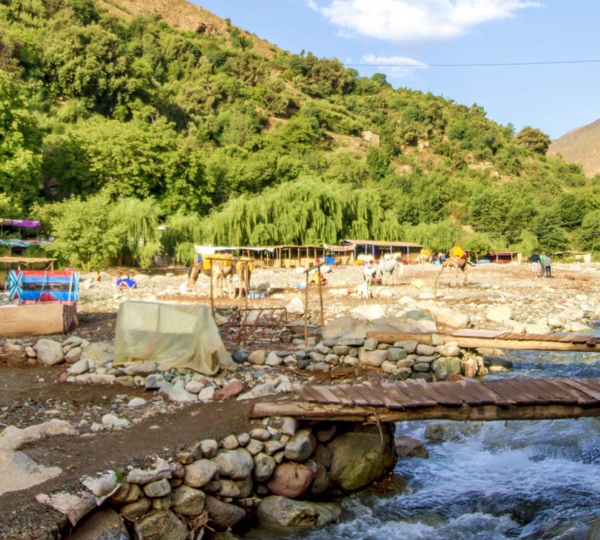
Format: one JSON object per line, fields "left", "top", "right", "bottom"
{"left": 37, "top": 419, "right": 397, "bottom": 539}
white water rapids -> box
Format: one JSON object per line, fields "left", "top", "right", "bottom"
{"left": 278, "top": 349, "right": 600, "bottom": 540}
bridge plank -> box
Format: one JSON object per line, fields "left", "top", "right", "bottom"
{"left": 294, "top": 385, "right": 323, "bottom": 402}
{"left": 314, "top": 386, "right": 344, "bottom": 404}
{"left": 528, "top": 379, "right": 591, "bottom": 405}
{"left": 500, "top": 378, "right": 554, "bottom": 404}
{"left": 338, "top": 384, "right": 369, "bottom": 407}
{"left": 408, "top": 379, "right": 463, "bottom": 407}
{"left": 451, "top": 379, "right": 509, "bottom": 405}
{"left": 293, "top": 384, "right": 315, "bottom": 402}
{"left": 302, "top": 385, "right": 331, "bottom": 403}
{"left": 563, "top": 379, "right": 600, "bottom": 401}
{"left": 381, "top": 384, "right": 419, "bottom": 408}
{"left": 559, "top": 335, "right": 575, "bottom": 342}
{"left": 546, "top": 379, "right": 598, "bottom": 405}
{"left": 571, "top": 336, "right": 590, "bottom": 344}
{"left": 326, "top": 386, "right": 354, "bottom": 406}
{"left": 357, "top": 383, "right": 387, "bottom": 407}
{"left": 433, "top": 380, "right": 485, "bottom": 406}
{"left": 350, "top": 384, "right": 385, "bottom": 407}
{"left": 482, "top": 379, "right": 532, "bottom": 405}
{"left": 524, "top": 379, "right": 579, "bottom": 404}
{"left": 396, "top": 380, "right": 438, "bottom": 407}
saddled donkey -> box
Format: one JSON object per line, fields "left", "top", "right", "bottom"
{"left": 377, "top": 259, "right": 404, "bottom": 285}
{"left": 234, "top": 260, "right": 253, "bottom": 298}
{"left": 434, "top": 255, "right": 470, "bottom": 295}
{"left": 186, "top": 260, "right": 235, "bottom": 297}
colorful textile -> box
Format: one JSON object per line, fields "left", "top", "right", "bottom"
{"left": 8, "top": 270, "right": 79, "bottom": 303}
{"left": 116, "top": 278, "right": 137, "bottom": 289}
{"left": 450, "top": 245, "right": 465, "bottom": 258}
{"left": 0, "top": 219, "right": 40, "bottom": 227}
{"left": 62, "top": 303, "right": 79, "bottom": 332}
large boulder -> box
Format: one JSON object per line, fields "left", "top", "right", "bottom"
{"left": 256, "top": 496, "right": 341, "bottom": 529}
{"left": 266, "top": 463, "right": 315, "bottom": 498}
{"left": 284, "top": 430, "right": 316, "bottom": 462}
{"left": 351, "top": 305, "right": 385, "bottom": 321}
{"left": 435, "top": 309, "right": 470, "bottom": 329}
{"left": 81, "top": 342, "right": 114, "bottom": 367}
{"left": 327, "top": 425, "right": 396, "bottom": 493}
{"left": 587, "top": 517, "right": 600, "bottom": 540}
{"left": 395, "top": 436, "right": 429, "bottom": 458}
{"left": 322, "top": 317, "right": 368, "bottom": 341}
{"left": 35, "top": 339, "right": 64, "bottom": 366}
{"left": 358, "top": 349, "right": 388, "bottom": 367}
{"left": 67, "top": 508, "right": 129, "bottom": 540}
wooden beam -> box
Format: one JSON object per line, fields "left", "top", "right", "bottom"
{"left": 367, "top": 332, "right": 600, "bottom": 353}
{"left": 250, "top": 401, "right": 600, "bottom": 423}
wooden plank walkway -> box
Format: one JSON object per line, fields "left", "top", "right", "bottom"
{"left": 367, "top": 331, "right": 600, "bottom": 352}
{"left": 250, "top": 378, "right": 600, "bottom": 423}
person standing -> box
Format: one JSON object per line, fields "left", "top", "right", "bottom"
{"left": 540, "top": 252, "right": 546, "bottom": 278}
{"left": 544, "top": 254, "right": 552, "bottom": 278}
{"left": 530, "top": 252, "right": 540, "bottom": 276}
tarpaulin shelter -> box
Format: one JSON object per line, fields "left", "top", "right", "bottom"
{"left": 114, "top": 302, "right": 229, "bottom": 375}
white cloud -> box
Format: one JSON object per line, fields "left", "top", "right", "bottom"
{"left": 361, "top": 54, "right": 427, "bottom": 78}
{"left": 309, "top": 0, "right": 540, "bottom": 42}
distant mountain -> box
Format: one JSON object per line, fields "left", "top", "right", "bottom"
{"left": 548, "top": 119, "right": 600, "bottom": 178}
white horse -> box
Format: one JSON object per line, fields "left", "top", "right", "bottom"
{"left": 363, "top": 264, "right": 378, "bottom": 283}
{"left": 377, "top": 260, "right": 403, "bottom": 285}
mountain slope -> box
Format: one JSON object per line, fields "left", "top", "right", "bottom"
{"left": 98, "top": 0, "right": 279, "bottom": 56}
{"left": 548, "top": 119, "right": 600, "bottom": 178}
{"left": 1, "top": 0, "right": 599, "bottom": 268}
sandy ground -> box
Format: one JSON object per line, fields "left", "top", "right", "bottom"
{"left": 1, "top": 262, "right": 600, "bottom": 537}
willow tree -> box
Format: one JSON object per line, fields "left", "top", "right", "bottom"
{"left": 112, "top": 197, "right": 162, "bottom": 267}
{"left": 160, "top": 212, "right": 211, "bottom": 265}
{"left": 208, "top": 176, "right": 402, "bottom": 246}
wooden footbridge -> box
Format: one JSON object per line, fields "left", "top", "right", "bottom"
{"left": 250, "top": 377, "right": 600, "bottom": 423}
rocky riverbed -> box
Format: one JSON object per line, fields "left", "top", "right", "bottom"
{"left": 1, "top": 262, "right": 600, "bottom": 538}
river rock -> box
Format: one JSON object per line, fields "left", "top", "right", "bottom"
{"left": 250, "top": 428, "right": 271, "bottom": 441}
{"left": 35, "top": 339, "right": 64, "bottom": 366}
{"left": 68, "top": 359, "right": 89, "bottom": 375}
{"left": 256, "top": 496, "right": 341, "bottom": 528}
{"left": 435, "top": 308, "right": 470, "bottom": 329}
{"left": 395, "top": 436, "right": 429, "bottom": 458}
{"left": 363, "top": 337, "right": 379, "bottom": 351}
{"left": 381, "top": 361, "right": 398, "bottom": 374}
{"left": 486, "top": 305, "right": 512, "bottom": 323}
{"left": 416, "top": 344, "right": 436, "bottom": 356}
{"left": 387, "top": 348, "right": 408, "bottom": 362}
{"left": 184, "top": 460, "right": 219, "bottom": 488}
{"left": 237, "top": 382, "right": 276, "bottom": 400}
{"left": 110, "top": 483, "right": 142, "bottom": 505}
{"left": 144, "top": 374, "right": 164, "bottom": 389}
{"left": 127, "top": 397, "right": 146, "bottom": 408}
{"left": 286, "top": 297, "right": 304, "bottom": 315}
{"left": 322, "top": 317, "right": 366, "bottom": 341}
{"left": 119, "top": 497, "right": 151, "bottom": 520}
{"left": 217, "top": 476, "right": 253, "bottom": 498}
{"left": 205, "top": 496, "right": 246, "bottom": 529}
{"left": 222, "top": 435, "right": 239, "bottom": 450}
{"left": 232, "top": 349, "right": 250, "bottom": 364}
{"left": 358, "top": 349, "right": 388, "bottom": 367}
{"left": 171, "top": 485, "right": 205, "bottom": 516}
{"left": 254, "top": 453, "right": 276, "bottom": 482}
{"left": 143, "top": 478, "right": 171, "bottom": 498}
{"left": 284, "top": 430, "right": 316, "bottom": 462}
{"left": 484, "top": 356, "right": 514, "bottom": 372}
{"left": 81, "top": 342, "right": 114, "bottom": 367}
{"left": 214, "top": 381, "right": 244, "bottom": 401}
{"left": 248, "top": 350, "right": 267, "bottom": 365}
{"left": 69, "top": 508, "right": 129, "bottom": 540}
{"left": 424, "top": 422, "right": 480, "bottom": 442}
{"left": 436, "top": 343, "right": 461, "bottom": 357}
{"left": 200, "top": 439, "right": 218, "bottom": 458}
{"left": 267, "top": 463, "right": 315, "bottom": 497}
{"left": 586, "top": 517, "right": 600, "bottom": 540}
{"left": 327, "top": 424, "right": 396, "bottom": 493}
{"left": 246, "top": 439, "right": 264, "bottom": 456}
{"left": 264, "top": 440, "right": 285, "bottom": 455}
{"left": 395, "top": 340, "right": 418, "bottom": 354}
{"left": 134, "top": 510, "right": 187, "bottom": 540}
{"left": 65, "top": 347, "right": 82, "bottom": 364}
{"left": 266, "top": 351, "right": 283, "bottom": 366}
{"left": 212, "top": 449, "right": 254, "bottom": 479}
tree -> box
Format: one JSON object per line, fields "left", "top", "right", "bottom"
{"left": 515, "top": 126, "right": 552, "bottom": 155}
{"left": 0, "top": 72, "right": 43, "bottom": 210}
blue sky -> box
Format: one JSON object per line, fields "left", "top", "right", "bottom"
{"left": 191, "top": 0, "right": 600, "bottom": 140}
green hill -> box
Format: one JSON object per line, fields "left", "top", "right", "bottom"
{"left": 1, "top": 0, "right": 599, "bottom": 269}
{"left": 548, "top": 119, "right": 600, "bottom": 178}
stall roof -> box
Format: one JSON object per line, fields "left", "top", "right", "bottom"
{"left": 324, "top": 244, "right": 355, "bottom": 252}
{"left": 0, "top": 219, "right": 40, "bottom": 228}
{"left": 0, "top": 256, "right": 56, "bottom": 264}
{"left": 343, "top": 239, "right": 423, "bottom": 248}
{"left": 488, "top": 252, "right": 519, "bottom": 256}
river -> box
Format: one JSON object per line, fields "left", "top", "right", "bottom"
{"left": 280, "top": 349, "right": 600, "bottom": 540}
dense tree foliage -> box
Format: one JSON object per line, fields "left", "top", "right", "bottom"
{"left": 1, "top": 0, "right": 598, "bottom": 266}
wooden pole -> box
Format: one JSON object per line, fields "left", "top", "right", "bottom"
{"left": 209, "top": 263, "right": 215, "bottom": 318}
{"left": 367, "top": 331, "right": 600, "bottom": 353}
{"left": 317, "top": 266, "right": 324, "bottom": 331}
{"left": 304, "top": 271, "right": 309, "bottom": 346}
